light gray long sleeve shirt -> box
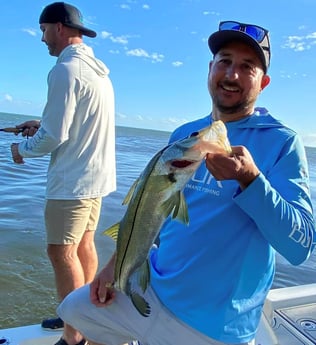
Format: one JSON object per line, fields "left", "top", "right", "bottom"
{"left": 18, "top": 43, "right": 116, "bottom": 199}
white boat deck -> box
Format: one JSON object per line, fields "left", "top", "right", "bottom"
{"left": 0, "top": 325, "right": 62, "bottom": 345}
{"left": 1, "top": 284, "right": 316, "bottom": 345}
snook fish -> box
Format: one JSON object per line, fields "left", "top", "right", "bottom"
{"left": 104, "top": 120, "right": 231, "bottom": 316}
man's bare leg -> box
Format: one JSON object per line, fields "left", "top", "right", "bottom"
{"left": 48, "top": 243, "right": 85, "bottom": 344}
{"left": 77, "top": 230, "right": 98, "bottom": 283}
{"left": 47, "top": 243, "right": 85, "bottom": 300}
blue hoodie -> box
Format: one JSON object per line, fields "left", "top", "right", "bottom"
{"left": 150, "top": 111, "right": 315, "bottom": 343}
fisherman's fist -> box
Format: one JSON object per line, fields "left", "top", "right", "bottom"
{"left": 11, "top": 143, "right": 24, "bottom": 164}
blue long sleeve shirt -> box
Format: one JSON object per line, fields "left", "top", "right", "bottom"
{"left": 150, "top": 112, "right": 315, "bottom": 343}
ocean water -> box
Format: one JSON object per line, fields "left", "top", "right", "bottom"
{"left": 0, "top": 112, "right": 315, "bottom": 329}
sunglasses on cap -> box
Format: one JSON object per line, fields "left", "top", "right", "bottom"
{"left": 219, "top": 21, "right": 269, "bottom": 43}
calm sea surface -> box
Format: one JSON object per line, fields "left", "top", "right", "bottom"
{"left": 0, "top": 112, "right": 315, "bottom": 329}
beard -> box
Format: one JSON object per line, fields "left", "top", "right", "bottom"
{"left": 211, "top": 92, "right": 256, "bottom": 115}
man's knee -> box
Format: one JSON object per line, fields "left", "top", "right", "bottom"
{"left": 47, "top": 244, "right": 78, "bottom": 264}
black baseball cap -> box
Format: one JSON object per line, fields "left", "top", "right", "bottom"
{"left": 39, "top": 2, "right": 97, "bottom": 38}
{"left": 208, "top": 21, "right": 271, "bottom": 73}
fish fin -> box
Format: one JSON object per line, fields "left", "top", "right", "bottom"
{"left": 161, "top": 191, "right": 189, "bottom": 225}
{"left": 160, "top": 194, "right": 178, "bottom": 219}
{"left": 171, "top": 191, "right": 189, "bottom": 225}
{"left": 130, "top": 291, "right": 151, "bottom": 317}
{"left": 103, "top": 223, "right": 120, "bottom": 241}
{"left": 122, "top": 178, "right": 139, "bottom": 205}
{"left": 137, "top": 259, "right": 150, "bottom": 293}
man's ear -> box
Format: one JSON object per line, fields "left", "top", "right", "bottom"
{"left": 56, "top": 22, "right": 64, "bottom": 34}
{"left": 261, "top": 74, "right": 270, "bottom": 91}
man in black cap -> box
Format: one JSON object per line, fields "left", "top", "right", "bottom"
{"left": 39, "top": 2, "right": 97, "bottom": 39}
{"left": 11, "top": 3, "right": 116, "bottom": 344}
{"left": 56, "top": 21, "right": 315, "bottom": 345}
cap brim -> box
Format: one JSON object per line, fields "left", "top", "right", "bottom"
{"left": 208, "top": 30, "right": 266, "bottom": 72}
{"left": 66, "top": 23, "right": 97, "bottom": 38}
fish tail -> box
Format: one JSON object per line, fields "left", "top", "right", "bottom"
{"left": 130, "top": 291, "right": 151, "bottom": 317}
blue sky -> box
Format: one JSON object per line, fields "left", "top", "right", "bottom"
{"left": 0, "top": 0, "right": 316, "bottom": 146}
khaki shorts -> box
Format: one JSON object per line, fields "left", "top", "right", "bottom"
{"left": 45, "top": 198, "right": 102, "bottom": 244}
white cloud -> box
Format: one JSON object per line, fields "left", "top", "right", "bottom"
{"left": 22, "top": 28, "right": 37, "bottom": 36}
{"left": 126, "top": 48, "right": 148, "bottom": 57}
{"left": 126, "top": 48, "right": 164, "bottom": 63}
{"left": 203, "top": 11, "right": 220, "bottom": 16}
{"left": 110, "top": 35, "right": 129, "bottom": 45}
{"left": 109, "top": 49, "right": 120, "bottom": 54}
{"left": 283, "top": 32, "right": 316, "bottom": 52}
{"left": 101, "top": 31, "right": 129, "bottom": 45}
{"left": 150, "top": 52, "right": 164, "bottom": 63}
{"left": 4, "top": 94, "right": 13, "bottom": 102}
{"left": 307, "top": 32, "right": 316, "bottom": 39}
{"left": 172, "top": 61, "right": 183, "bottom": 67}
{"left": 100, "top": 31, "right": 112, "bottom": 39}
{"left": 116, "top": 112, "right": 127, "bottom": 119}
{"left": 120, "top": 4, "right": 131, "bottom": 10}
{"left": 143, "top": 4, "right": 150, "bottom": 10}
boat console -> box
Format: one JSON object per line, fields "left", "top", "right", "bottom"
{"left": 256, "top": 283, "right": 316, "bottom": 345}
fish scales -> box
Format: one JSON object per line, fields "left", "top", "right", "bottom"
{"left": 104, "top": 120, "right": 231, "bottom": 316}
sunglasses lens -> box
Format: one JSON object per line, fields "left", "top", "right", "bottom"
{"left": 244, "top": 26, "right": 265, "bottom": 42}
{"left": 219, "top": 21, "right": 266, "bottom": 43}
{"left": 220, "top": 21, "right": 240, "bottom": 31}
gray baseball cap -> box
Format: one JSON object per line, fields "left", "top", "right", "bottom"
{"left": 208, "top": 21, "right": 271, "bottom": 73}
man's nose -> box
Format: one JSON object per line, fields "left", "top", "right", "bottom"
{"left": 225, "top": 65, "right": 238, "bottom": 80}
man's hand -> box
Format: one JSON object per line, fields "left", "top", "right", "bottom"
{"left": 11, "top": 143, "right": 24, "bottom": 164}
{"left": 90, "top": 253, "right": 116, "bottom": 307}
{"left": 205, "top": 146, "right": 260, "bottom": 190}
{"left": 16, "top": 120, "right": 41, "bottom": 137}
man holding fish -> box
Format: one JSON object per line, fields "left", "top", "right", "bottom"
{"left": 57, "top": 21, "right": 315, "bottom": 345}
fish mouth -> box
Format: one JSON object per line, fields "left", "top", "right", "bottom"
{"left": 170, "top": 159, "right": 196, "bottom": 168}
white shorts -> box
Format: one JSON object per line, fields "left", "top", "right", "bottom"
{"left": 58, "top": 284, "right": 254, "bottom": 345}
